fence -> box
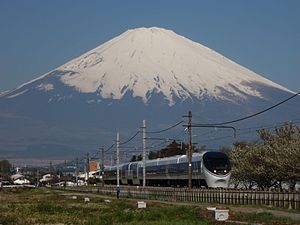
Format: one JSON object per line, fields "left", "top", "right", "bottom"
{"left": 56, "top": 186, "right": 300, "bottom": 210}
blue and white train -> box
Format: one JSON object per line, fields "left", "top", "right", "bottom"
{"left": 103, "top": 151, "right": 231, "bottom": 188}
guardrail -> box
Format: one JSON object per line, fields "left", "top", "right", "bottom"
{"left": 54, "top": 185, "right": 300, "bottom": 210}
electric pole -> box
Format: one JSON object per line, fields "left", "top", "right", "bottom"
{"left": 75, "top": 157, "right": 78, "bottom": 187}
{"left": 86, "top": 153, "right": 90, "bottom": 184}
{"left": 36, "top": 169, "right": 39, "bottom": 187}
{"left": 183, "top": 111, "right": 193, "bottom": 189}
{"left": 49, "top": 161, "right": 53, "bottom": 174}
{"left": 100, "top": 147, "right": 104, "bottom": 172}
{"left": 142, "top": 119, "right": 147, "bottom": 187}
{"left": 116, "top": 132, "right": 120, "bottom": 187}
{"left": 99, "top": 147, "right": 104, "bottom": 187}
{"left": 64, "top": 160, "right": 67, "bottom": 187}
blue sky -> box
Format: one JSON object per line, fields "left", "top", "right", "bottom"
{"left": 0, "top": 0, "right": 299, "bottom": 92}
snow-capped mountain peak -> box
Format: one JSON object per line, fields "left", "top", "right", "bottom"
{"left": 6, "top": 27, "right": 292, "bottom": 105}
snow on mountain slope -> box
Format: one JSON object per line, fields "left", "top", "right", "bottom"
{"left": 0, "top": 91, "right": 7, "bottom": 97}
{"left": 6, "top": 27, "right": 292, "bottom": 105}
{"left": 59, "top": 27, "right": 291, "bottom": 104}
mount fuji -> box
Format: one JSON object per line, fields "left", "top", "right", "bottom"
{"left": 0, "top": 27, "right": 298, "bottom": 162}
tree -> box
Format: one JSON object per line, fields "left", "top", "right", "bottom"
{"left": 147, "top": 141, "right": 190, "bottom": 159}
{"left": 0, "top": 160, "right": 11, "bottom": 174}
{"left": 148, "top": 151, "right": 157, "bottom": 160}
{"left": 130, "top": 141, "right": 191, "bottom": 161}
{"left": 258, "top": 123, "right": 300, "bottom": 190}
{"left": 0, "top": 160, "right": 12, "bottom": 181}
{"left": 230, "top": 123, "right": 300, "bottom": 190}
{"left": 130, "top": 155, "right": 137, "bottom": 162}
{"left": 230, "top": 142, "right": 257, "bottom": 189}
{"left": 129, "top": 154, "right": 142, "bottom": 162}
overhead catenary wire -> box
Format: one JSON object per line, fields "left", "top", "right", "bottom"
{"left": 103, "top": 120, "right": 184, "bottom": 154}
{"left": 192, "top": 118, "right": 300, "bottom": 141}
{"left": 195, "top": 120, "right": 300, "bottom": 144}
{"left": 193, "top": 90, "right": 300, "bottom": 126}
{"left": 104, "top": 143, "right": 115, "bottom": 153}
{"left": 146, "top": 121, "right": 183, "bottom": 134}
{"left": 120, "top": 131, "right": 141, "bottom": 145}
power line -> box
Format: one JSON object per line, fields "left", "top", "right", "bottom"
{"left": 120, "top": 131, "right": 141, "bottom": 145}
{"left": 196, "top": 120, "right": 300, "bottom": 144}
{"left": 193, "top": 118, "right": 300, "bottom": 140}
{"left": 103, "top": 120, "right": 184, "bottom": 154}
{"left": 146, "top": 121, "right": 183, "bottom": 134}
{"left": 193, "top": 91, "right": 300, "bottom": 126}
{"left": 104, "top": 143, "right": 115, "bottom": 153}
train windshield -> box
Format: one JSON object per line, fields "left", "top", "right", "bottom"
{"left": 203, "top": 152, "right": 231, "bottom": 174}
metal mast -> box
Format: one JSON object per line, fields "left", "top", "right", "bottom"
{"left": 188, "top": 111, "right": 192, "bottom": 190}
{"left": 116, "top": 132, "right": 120, "bottom": 187}
{"left": 142, "top": 120, "right": 147, "bottom": 187}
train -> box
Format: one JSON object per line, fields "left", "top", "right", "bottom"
{"left": 103, "top": 151, "right": 231, "bottom": 188}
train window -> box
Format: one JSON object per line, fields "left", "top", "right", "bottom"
{"left": 192, "top": 161, "right": 201, "bottom": 172}
{"left": 131, "top": 164, "right": 138, "bottom": 176}
{"left": 122, "top": 165, "right": 127, "bottom": 177}
{"left": 177, "top": 162, "right": 188, "bottom": 173}
{"left": 168, "top": 163, "right": 178, "bottom": 173}
{"left": 203, "top": 152, "right": 231, "bottom": 173}
{"left": 146, "top": 166, "right": 157, "bottom": 175}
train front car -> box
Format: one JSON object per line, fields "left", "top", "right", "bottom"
{"left": 202, "top": 152, "right": 231, "bottom": 188}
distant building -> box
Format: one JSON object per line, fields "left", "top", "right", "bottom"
{"left": 39, "top": 173, "right": 53, "bottom": 183}
{"left": 89, "top": 161, "right": 99, "bottom": 172}
{"left": 11, "top": 174, "right": 24, "bottom": 181}
{"left": 13, "top": 178, "right": 30, "bottom": 185}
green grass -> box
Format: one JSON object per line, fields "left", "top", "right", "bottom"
{"left": 1, "top": 188, "right": 299, "bottom": 225}
{"left": 0, "top": 188, "right": 206, "bottom": 225}
{"left": 236, "top": 212, "right": 300, "bottom": 225}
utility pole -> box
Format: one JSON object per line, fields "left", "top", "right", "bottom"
{"left": 184, "top": 111, "right": 193, "bottom": 190}
{"left": 86, "top": 153, "right": 90, "bottom": 184}
{"left": 116, "top": 132, "right": 120, "bottom": 187}
{"left": 64, "top": 160, "right": 67, "bottom": 187}
{"left": 36, "top": 169, "right": 39, "bottom": 187}
{"left": 99, "top": 147, "right": 104, "bottom": 172}
{"left": 75, "top": 157, "right": 78, "bottom": 187}
{"left": 99, "top": 147, "right": 104, "bottom": 187}
{"left": 188, "top": 111, "right": 193, "bottom": 189}
{"left": 49, "top": 161, "right": 53, "bottom": 174}
{"left": 64, "top": 160, "right": 67, "bottom": 176}
{"left": 142, "top": 120, "right": 147, "bottom": 187}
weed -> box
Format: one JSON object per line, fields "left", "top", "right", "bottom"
{"left": 0, "top": 215, "right": 17, "bottom": 225}
{"left": 236, "top": 212, "right": 299, "bottom": 224}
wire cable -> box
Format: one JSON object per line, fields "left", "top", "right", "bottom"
{"left": 193, "top": 91, "right": 300, "bottom": 126}
{"left": 120, "top": 131, "right": 141, "bottom": 145}
{"left": 146, "top": 121, "right": 183, "bottom": 134}
{"left": 104, "top": 143, "right": 115, "bottom": 153}
{"left": 104, "top": 120, "right": 184, "bottom": 153}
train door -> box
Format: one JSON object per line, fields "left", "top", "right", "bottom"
{"left": 132, "top": 163, "right": 139, "bottom": 185}
{"left": 127, "top": 163, "right": 133, "bottom": 185}
{"left": 121, "top": 164, "right": 128, "bottom": 185}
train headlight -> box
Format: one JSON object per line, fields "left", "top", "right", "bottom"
{"left": 213, "top": 170, "right": 217, "bottom": 173}
{"left": 224, "top": 170, "right": 227, "bottom": 173}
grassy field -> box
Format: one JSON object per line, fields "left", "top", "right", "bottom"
{"left": 0, "top": 188, "right": 299, "bottom": 225}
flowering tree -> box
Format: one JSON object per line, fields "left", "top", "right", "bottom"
{"left": 230, "top": 123, "right": 300, "bottom": 190}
